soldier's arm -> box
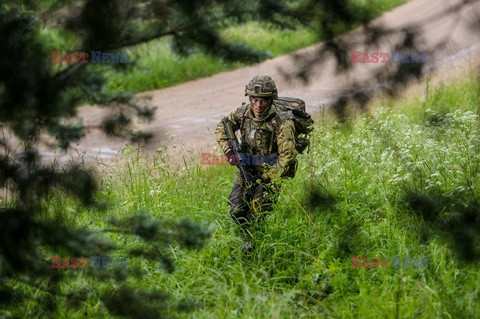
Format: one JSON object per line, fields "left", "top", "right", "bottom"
{"left": 214, "top": 107, "right": 243, "bottom": 153}
{"left": 263, "top": 119, "right": 297, "bottom": 182}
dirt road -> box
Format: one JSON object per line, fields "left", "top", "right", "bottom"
{"left": 57, "top": 0, "right": 480, "bottom": 163}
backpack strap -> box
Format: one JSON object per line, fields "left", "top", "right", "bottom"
{"left": 268, "top": 116, "right": 278, "bottom": 155}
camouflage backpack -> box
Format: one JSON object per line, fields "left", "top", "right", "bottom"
{"left": 272, "top": 97, "right": 314, "bottom": 154}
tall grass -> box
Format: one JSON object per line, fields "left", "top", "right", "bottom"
{"left": 5, "top": 70, "right": 479, "bottom": 318}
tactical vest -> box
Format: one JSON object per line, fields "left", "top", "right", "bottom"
{"left": 238, "top": 105, "right": 291, "bottom": 156}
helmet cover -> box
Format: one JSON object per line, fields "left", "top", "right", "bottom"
{"left": 245, "top": 75, "right": 278, "bottom": 99}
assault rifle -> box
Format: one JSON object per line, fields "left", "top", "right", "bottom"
{"left": 222, "top": 117, "right": 255, "bottom": 192}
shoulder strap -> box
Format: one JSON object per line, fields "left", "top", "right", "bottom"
{"left": 239, "top": 104, "right": 249, "bottom": 144}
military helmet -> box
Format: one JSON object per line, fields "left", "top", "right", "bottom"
{"left": 245, "top": 75, "right": 278, "bottom": 99}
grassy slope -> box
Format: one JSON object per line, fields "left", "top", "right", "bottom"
{"left": 103, "top": 0, "right": 406, "bottom": 94}
{"left": 13, "top": 70, "right": 477, "bottom": 318}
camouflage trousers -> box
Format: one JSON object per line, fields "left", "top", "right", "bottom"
{"left": 227, "top": 174, "right": 280, "bottom": 236}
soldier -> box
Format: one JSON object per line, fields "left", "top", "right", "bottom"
{"left": 215, "top": 75, "right": 298, "bottom": 251}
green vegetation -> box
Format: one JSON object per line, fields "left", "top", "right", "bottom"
{"left": 6, "top": 71, "right": 479, "bottom": 318}
{"left": 34, "top": 0, "right": 407, "bottom": 95}
{"left": 104, "top": 0, "right": 406, "bottom": 94}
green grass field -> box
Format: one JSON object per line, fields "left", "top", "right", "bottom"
{"left": 6, "top": 70, "right": 479, "bottom": 318}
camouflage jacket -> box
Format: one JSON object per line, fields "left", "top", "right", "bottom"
{"left": 215, "top": 103, "right": 298, "bottom": 182}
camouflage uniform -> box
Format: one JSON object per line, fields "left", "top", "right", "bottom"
{"left": 215, "top": 75, "right": 298, "bottom": 234}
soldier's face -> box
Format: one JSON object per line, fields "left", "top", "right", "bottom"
{"left": 250, "top": 97, "right": 270, "bottom": 117}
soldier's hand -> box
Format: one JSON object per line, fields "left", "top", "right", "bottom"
{"left": 262, "top": 166, "right": 283, "bottom": 183}
{"left": 225, "top": 149, "right": 238, "bottom": 166}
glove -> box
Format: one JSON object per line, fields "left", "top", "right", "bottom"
{"left": 261, "top": 166, "right": 284, "bottom": 184}
{"left": 225, "top": 149, "right": 238, "bottom": 166}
